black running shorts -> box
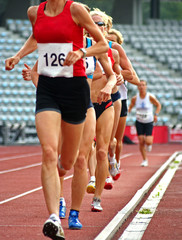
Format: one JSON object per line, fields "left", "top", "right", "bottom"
{"left": 111, "top": 91, "right": 121, "bottom": 103}
{"left": 36, "top": 75, "right": 90, "bottom": 124}
{"left": 135, "top": 120, "right": 153, "bottom": 136}
{"left": 120, "top": 99, "right": 128, "bottom": 117}
{"left": 93, "top": 99, "right": 113, "bottom": 120}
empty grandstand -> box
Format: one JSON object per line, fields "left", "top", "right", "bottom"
{"left": 114, "top": 19, "right": 182, "bottom": 127}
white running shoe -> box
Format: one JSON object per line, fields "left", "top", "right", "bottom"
{"left": 104, "top": 176, "right": 113, "bottom": 190}
{"left": 141, "top": 160, "right": 148, "bottom": 167}
{"left": 109, "top": 163, "right": 119, "bottom": 177}
{"left": 86, "top": 180, "right": 96, "bottom": 194}
{"left": 43, "top": 216, "right": 65, "bottom": 240}
{"left": 91, "top": 197, "right": 103, "bottom": 212}
{"left": 146, "top": 145, "right": 152, "bottom": 152}
{"left": 109, "top": 163, "right": 121, "bottom": 181}
{"left": 117, "top": 161, "right": 120, "bottom": 170}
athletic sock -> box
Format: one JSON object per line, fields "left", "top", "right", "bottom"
{"left": 50, "top": 213, "right": 61, "bottom": 223}
{"left": 90, "top": 176, "right": 96, "bottom": 182}
{"left": 60, "top": 197, "right": 66, "bottom": 206}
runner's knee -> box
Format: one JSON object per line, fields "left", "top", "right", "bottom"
{"left": 96, "top": 148, "right": 107, "bottom": 162}
{"left": 74, "top": 154, "right": 87, "bottom": 170}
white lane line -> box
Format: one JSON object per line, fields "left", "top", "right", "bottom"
{"left": 0, "top": 152, "right": 41, "bottom": 162}
{"left": 120, "top": 153, "right": 170, "bottom": 158}
{"left": 0, "top": 174, "right": 73, "bottom": 205}
{"left": 94, "top": 151, "right": 180, "bottom": 240}
{"left": 120, "top": 153, "right": 133, "bottom": 159}
{"left": 0, "top": 163, "right": 41, "bottom": 174}
{"left": 0, "top": 187, "right": 42, "bottom": 205}
{"left": 119, "top": 153, "right": 182, "bottom": 240}
{"left": 0, "top": 225, "right": 42, "bottom": 227}
{"left": 150, "top": 153, "right": 172, "bottom": 156}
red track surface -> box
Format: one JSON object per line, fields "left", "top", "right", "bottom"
{"left": 0, "top": 143, "right": 181, "bottom": 240}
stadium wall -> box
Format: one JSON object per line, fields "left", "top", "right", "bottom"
{"left": 1, "top": 0, "right": 29, "bottom": 26}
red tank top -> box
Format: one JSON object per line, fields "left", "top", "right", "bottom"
{"left": 33, "top": 0, "right": 86, "bottom": 77}
{"left": 107, "top": 48, "right": 115, "bottom": 68}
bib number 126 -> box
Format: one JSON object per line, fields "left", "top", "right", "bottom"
{"left": 44, "top": 53, "right": 65, "bottom": 67}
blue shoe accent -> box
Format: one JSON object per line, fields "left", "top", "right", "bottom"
{"left": 68, "top": 210, "right": 82, "bottom": 230}
{"left": 59, "top": 199, "right": 66, "bottom": 219}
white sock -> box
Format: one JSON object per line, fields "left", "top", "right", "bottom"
{"left": 90, "top": 176, "right": 96, "bottom": 182}
{"left": 50, "top": 213, "right": 61, "bottom": 223}
{"left": 60, "top": 197, "right": 66, "bottom": 206}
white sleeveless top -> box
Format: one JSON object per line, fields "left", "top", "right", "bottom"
{"left": 119, "top": 80, "right": 128, "bottom": 100}
{"left": 135, "top": 92, "right": 154, "bottom": 123}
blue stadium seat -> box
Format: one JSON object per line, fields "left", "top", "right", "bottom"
{"left": 178, "top": 109, "right": 182, "bottom": 121}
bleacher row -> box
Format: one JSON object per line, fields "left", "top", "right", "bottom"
{"left": 114, "top": 22, "right": 182, "bottom": 73}
{"left": 0, "top": 18, "right": 182, "bottom": 144}
{"left": 0, "top": 20, "right": 38, "bottom": 144}
{"left": 113, "top": 19, "right": 182, "bottom": 126}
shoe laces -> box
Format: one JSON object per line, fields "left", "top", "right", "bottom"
{"left": 105, "top": 177, "right": 112, "bottom": 183}
{"left": 69, "top": 210, "right": 79, "bottom": 218}
{"left": 93, "top": 197, "right": 101, "bottom": 203}
{"left": 50, "top": 216, "right": 60, "bottom": 223}
{"left": 89, "top": 180, "right": 95, "bottom": 184}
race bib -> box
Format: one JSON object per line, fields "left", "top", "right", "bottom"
{"left": 85, "top": 56, "right": 95, "bottom": 76}
{"left": 37, "top": 43, "right": 73, "bottom": 78}
{"left": 136, "top": 110, "right": 152, "bottom": 122}
{"left": 136, "top": 112, "right": 148, "bottom": 120}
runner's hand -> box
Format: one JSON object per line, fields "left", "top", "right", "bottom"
{"left": 97, "top": 85, "right": 112, "bottom": 104}
{"left": 22, "top": 63, "right": 32, "bottom": 81}
{"left": 5, "top": 56, "right": 20, "bottom": 70}
{"left": 63, "top": 50, "right": 83, "bottom": 66}
{"left": 116, "top": 73, "right": 124, "bottom": 86}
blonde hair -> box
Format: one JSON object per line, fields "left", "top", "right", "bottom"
{"left": 90, "top": 8, "right": 108, "bottom": 25}
{"left": 106, "top": 15, "right": 113, "bottom": 31}
{"left": 90, "top": 9, "right": 114, "bottom": 35}
{"left": 108, "top": 28, "right": 124, "bottom": 45}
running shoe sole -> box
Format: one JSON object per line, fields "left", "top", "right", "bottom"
{"left": 43, "top": 221, "right": 65, "bottom": 240}
{"left": 87, "top": 185, "right": 95, "bottom": 194}
{"left": 91, "top": 207, "right": 103, "bottom": 212}
{"left": 112, "top": 172, "right": 121, "bottom": 181}
{"left": 141, "top": 163, "right": 148, "bottom": 167}
{"left": 69, "top": 226, "right": 82, "bottom": 230}
{"left": 104, "top": 183, "right": 113, "bottom": 190}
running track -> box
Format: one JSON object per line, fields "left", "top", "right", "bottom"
{"left": 0, "top": 143, "right": 181, "bottom": 240}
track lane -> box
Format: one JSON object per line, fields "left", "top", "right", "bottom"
{"left": 0, "top": 144, "right": 181, "bottom": 240}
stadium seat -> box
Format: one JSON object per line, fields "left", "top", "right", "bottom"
{"left": 178, "top": 109, "right": 182, "bottom": 121}
{"left": 1, "top": 19, "right": 181, "bottom": 143}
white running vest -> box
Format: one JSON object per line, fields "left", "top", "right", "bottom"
{"left": 135, "top": 92, "right": 154, "bottom": 123}
{"left": 119, "top": 80, "right": 128, "bottom": 100}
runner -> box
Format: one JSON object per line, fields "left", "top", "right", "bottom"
{"left": 88, "top": 8, "right": 124, "bottom": 211}
{"left": 128, "top": 80, "right": 161, "bottom": 166}
{"left": 105, "top": 15, "right": 140, "bottom": 174}
{"left": 22, "top": 35, "right": 117, "bottom": 229}
{"left": 5, "top": 1, "right": 109, "bottom": 239}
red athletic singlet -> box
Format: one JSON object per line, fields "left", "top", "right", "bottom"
{"left": 33, "top": 0, "right": 86, "bottom": 77}
{"left": 107, "top": 48, "right": 115, "bottom": 68}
